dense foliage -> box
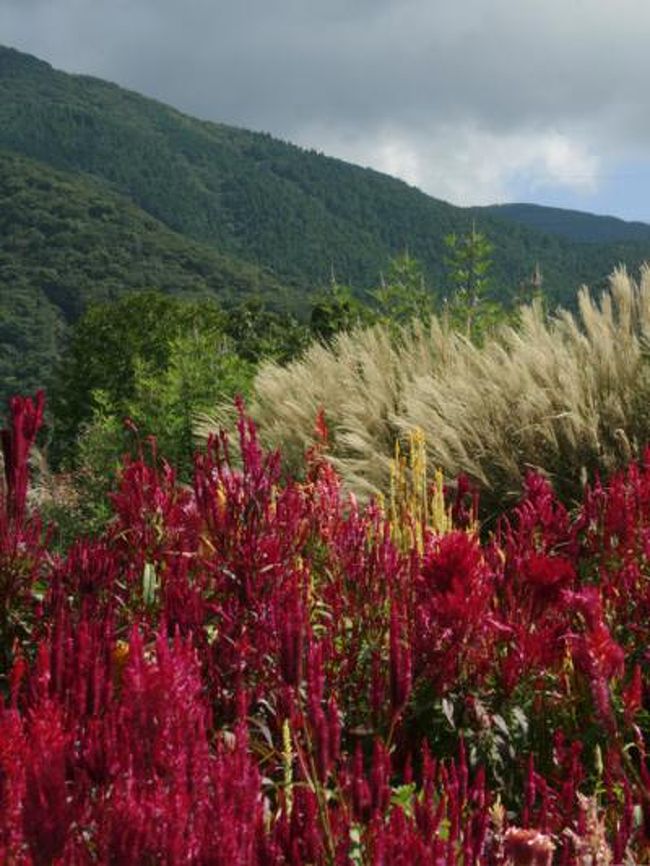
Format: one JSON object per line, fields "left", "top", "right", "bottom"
{"left": 44, "top": 236, "right": 504, "bottom": 537}
{"left": 0, "top": 149, "right": 292, "bottom": 409}
{"left": 38, "top": 291, "right": 310, "bottom": 538}
{"left": 482, "top": 203, "right": 650, "bottom": 245}
{"left": 3, "top": 393, "right": 650, "bottom": 863}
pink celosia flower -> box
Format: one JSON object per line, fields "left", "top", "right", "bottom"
{"left": 504, "top": 827, "right": 555, "bottom": 866}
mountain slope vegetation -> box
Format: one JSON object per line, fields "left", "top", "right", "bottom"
{"left": 481, "top": 202, "right": 650, "bottom": 244}
{"left": 0, "top": 149, "right": 288, "bottom": 407}
{"left": 2, "top": 44, "right": 650, "bottom": 311}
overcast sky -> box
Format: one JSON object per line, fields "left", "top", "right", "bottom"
{"left": 3, "top": 0, "right": 650, "bottom": 221}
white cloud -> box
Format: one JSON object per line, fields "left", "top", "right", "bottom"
{"left": 297, "top": 123, "right": 600, "bottom": 205}
{"left": 0, "top": 0, "right": 647, "bottom": 214}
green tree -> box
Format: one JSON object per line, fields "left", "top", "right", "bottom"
{"left": 309, "top": 280, "right": 376, "bottom": 342}
{"left": 49, "top": 291, "right": 228, "bottom": 465}
{"left": 124, "top": 330, "right": 255, "bottom": 472}
{"left": 223, "top": 297, "right": 310, "bottom": 363}
{"left": 48, "top": 296, "right": 255, "bottom": 537}
{"left": 444, "top": 225, "right": 500, "bottom": 338}
{"left": 371, "top": 251, "right": 434, "bottom": 325}
{"left": 73, "top": 330, "right": 254, "bottom": 497}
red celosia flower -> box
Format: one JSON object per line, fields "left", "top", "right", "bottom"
{"left": 1, "top": 390, "right": 44, "bottom": 522}
{"left": 520, "top": 552, "right": 575, "bottom": 605}
{"left": 413, "top": 530, "right": 495, "bottom": 691}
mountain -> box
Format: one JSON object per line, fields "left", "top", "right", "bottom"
{"left": 480, "top": 203, "right": 650, "bottom": 244}
{"left": 4, "top": 45, "right": 650, "bottom": 300}
{"left": 1, "top": 44, "right": 650, "bottom": 405}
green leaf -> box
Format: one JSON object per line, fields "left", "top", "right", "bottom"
{"left": 492, "top": 713, "right": 510, "bottom": 738}
{"left": 142, "top": 562, "right": 159, "bottom": 607}
{"left": 348, "top": 823, "right": 365, "bottom": 866}
{"left": 441, "top": 696, "right": 455, "bottom": 729}
{"left": 511, "top": 706, "right": 529, "bottom": 735}
{"left": 391, "top": 783, "right": 417, "bottom": 817}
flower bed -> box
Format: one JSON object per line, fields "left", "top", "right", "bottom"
{"left": 1, "top": 395, "right": 650, "bottom": 864}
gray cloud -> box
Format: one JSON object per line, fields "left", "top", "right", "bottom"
{"left": 2, "top": 0, "right": 650, "bottom": 211}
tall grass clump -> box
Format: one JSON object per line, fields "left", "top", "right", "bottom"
{"left": 199, "top": 315, "right": 456, "bottom": 498}
{"left": 202, "top": 266, "right": 650, "bottom": 512}
{"left": 401, "top": 265, "right": 650, "bottom": 512}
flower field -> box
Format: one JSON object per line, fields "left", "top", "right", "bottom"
{"left": 3, "top": 393, "right": 650, "bottom": 864}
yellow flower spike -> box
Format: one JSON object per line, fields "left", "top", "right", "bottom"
{"left": 388, "top": 427, "right": 461, "bottom": 552}
{"left": 268, "top": 484, "right": 278, "bottom": 519}
{"left": 430, "top": 467, "right": 453, "bottom": 536}
{"left": 409, "top": 428, "right": 427, "bottom": 520}
{"left": 562, "top": 645, "right": 575, "bottom": 698}
{"left": 409, "top": 427, "right": 429, "bottom": 553}
{"left": 282, "top": 718, "right": 294, "bottom": 816}
{"left": 489, "top": 794, "right": 506, "bottom": 836}
{"left": 112, "top": 639, "right": 130, "bottom": 668}
{"left": 112, "top": 639, "right": 130, "bottom": 692}
{"left": 215, "top": 481, "right": 227, "bottom": 517}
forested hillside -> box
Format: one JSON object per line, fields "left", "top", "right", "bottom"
{"left": 481, "top": 202, "right": 650, "bottom": 244}
{"left": 0, "top": 150, "right": 289, "bottom": 407}
{"left": 3, "top": 44, "right": 650, "bottom": 308}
